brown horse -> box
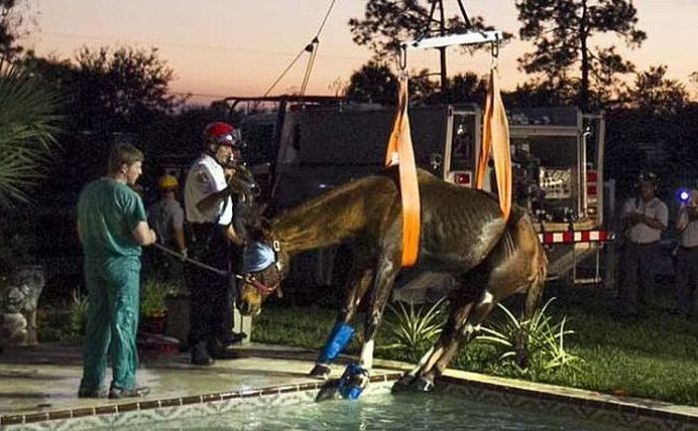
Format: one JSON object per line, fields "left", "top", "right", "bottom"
{"left": 237, "top": 167, "right": 547, "bottom": 390}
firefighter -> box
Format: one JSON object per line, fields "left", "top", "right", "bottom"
{"left": 616, "top": 171, "right": 668, "bottom": 317}
{"left": 673, "top": 188, "right": 698, "bottom": 319}
{"left": 183, "top": 122, "right": 246, "bottom": 366}
{"left": 148, "top": 174, "right": 187, "bottom": 283}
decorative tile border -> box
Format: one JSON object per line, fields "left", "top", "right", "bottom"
{"left": 436, "top": 375, "right": 698, "bottom": 431}
{"left": 0, "top": 372, "right": 403, "bottom": 431}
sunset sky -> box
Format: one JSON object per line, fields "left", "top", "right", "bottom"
{"left": 24, "top": 0, "right": 698, "bottom": 104}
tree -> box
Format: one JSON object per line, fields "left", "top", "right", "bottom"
{"left": 345, "top": 61, "right": 397, "bottom": 105}
{"left": 349, "top": 0, "right": 506, "bottom": 95}
{"left": 516, "top": 0, "right": 646, "bottom": 111}
{"left": 0, "top": 0, "right": 27, "bottom": 59}
{"left": 345, "top": 61, "right": 440, "bottom": 105}
{"left": 624, "top": 65, "right": 689, "bottom": 115}
{"left": 72, "top": 46, "right": 183, "bottom": 132}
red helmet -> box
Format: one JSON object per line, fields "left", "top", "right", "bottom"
{"left": 203, "top": 122, "right": 242, "bottom": 148}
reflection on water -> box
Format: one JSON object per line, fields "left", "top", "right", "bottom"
{"left": 127, "top": 391, "right": 627, "bottom": 431}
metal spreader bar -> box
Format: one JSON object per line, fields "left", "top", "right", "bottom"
{"left": 403, "top": 30, "right": 502, "bottom": 51}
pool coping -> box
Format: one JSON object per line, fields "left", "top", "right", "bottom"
{"left": 374, "top": 357, "right": 698, "bottom": 431}
{"left": 2, "top": 349, "right": 697, "bottom": 431}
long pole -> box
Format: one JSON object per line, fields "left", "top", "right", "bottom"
{"left": 438, "top": 0, "right": 449, "bottom": 97}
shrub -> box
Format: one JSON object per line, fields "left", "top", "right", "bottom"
{"left": 382, "top": 298, "right": 446, "bottom": 360}
{"left": 476, "top": 297, "right": 582, "bottom": 373}
{"left": 140, "top": 278, "right": 171, "bottom": 318}
{"left": 69, "top": 290, "right": 88, "bottom": 340}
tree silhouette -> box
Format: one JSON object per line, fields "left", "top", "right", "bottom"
{"left": 345, "top": 61, "right": 445, "bottom": 105}
{"left": 0, "top": 0, "right": 28, "bottom": 59}
{"left": 516, "top": 0, "right": 646, "bottom": 111}
{"left": 624, "top": 65, "right": 689, "bottom": 115}
{"left": 345, "top": 61, "right": 397, "bottom": 105}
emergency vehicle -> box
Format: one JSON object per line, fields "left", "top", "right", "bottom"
{"left": 234, "top": 96, "right": 613, "bottom": 293}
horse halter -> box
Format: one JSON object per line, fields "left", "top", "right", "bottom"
{"left": 241, "top": 239, "right": 283, "bottom": 296}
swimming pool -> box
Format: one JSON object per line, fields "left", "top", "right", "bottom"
{"left": 125, "top": 389, "right": 627, "bottom": 431}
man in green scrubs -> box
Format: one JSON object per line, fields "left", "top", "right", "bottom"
{"left": 76, "top": 143, "right": 157, "bottom": 399}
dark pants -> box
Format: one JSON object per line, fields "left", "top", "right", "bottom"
{"left": 185, "top": 223, "right": 236, "bottom": 351}
{"left": 674, "top": 246, "right": 698, "bottom": 316}
{"left": 617, "top": 241, "right": 659, "bottom": 315}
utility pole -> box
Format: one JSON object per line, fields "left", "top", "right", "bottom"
{"left": 437, "top": 0, "right": 449, "bottom": 97}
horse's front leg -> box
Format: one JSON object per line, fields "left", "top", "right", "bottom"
{"left": 310, "top": 263, "right": 374, "bottom": 379}
{"left": 359, "top": 250, "right": 400, "bottom": 372}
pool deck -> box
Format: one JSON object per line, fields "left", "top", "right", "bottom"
{"left": 0, "top": 343, "right": 396, "bottom": 415}
{"left": 1, "top": 343, "right": 697, "bottom": 430}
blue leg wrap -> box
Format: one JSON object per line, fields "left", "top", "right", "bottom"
{"left": 317, "top": 323, "right": 354, "bottom": 364}
{"left": 338, "top": 362, "right": 369, "bottom": 400}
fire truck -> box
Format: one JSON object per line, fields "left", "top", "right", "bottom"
{"left": 235, "top": 96, "right": 613, "bottom": 294}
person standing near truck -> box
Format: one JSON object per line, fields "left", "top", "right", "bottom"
{"left": 673, "top": 188, "right": 698, "bottom": 319}
{"left": 616, "top": 171, "right": 668, "bottom": 317}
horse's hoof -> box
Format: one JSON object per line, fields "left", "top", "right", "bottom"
{"left": 315, "top": 380, "right": 341, "bottom": 402}
{"left": 391, "top": 374, "right": 416, "bottom": 393}
{"left": 309, "top": 363, "right": 332, "bottom": 380}
{"left": 413, "top": 376, "right": 435, "bottom": 392}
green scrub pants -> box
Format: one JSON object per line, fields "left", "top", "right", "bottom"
{"left": 79, "top": 257, "right": 140, "bottom": 392}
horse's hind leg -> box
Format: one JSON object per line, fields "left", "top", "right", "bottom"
{"left": 397, "top": 285, "right": 496, "bottom": 391}
{"left": 310, "top": 259, "right": 374, "bottom": 379}
{"left": 395, "top": 294, "right": 474, "bottom": 390}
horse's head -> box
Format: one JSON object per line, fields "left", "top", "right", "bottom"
{"left": 236, "top": 233, "right": 290, "bottom": 316}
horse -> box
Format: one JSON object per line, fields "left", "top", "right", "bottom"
{"left": 236, "top": 167, "right": 547, "bottom": 391}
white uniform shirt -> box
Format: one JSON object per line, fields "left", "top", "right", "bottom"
{"left": 184, "top": 154, "right": 233, "bottom": 225}
{"left": 621, "top": 196, "right": 668, "bottom": 244}
{"left": 677, "top": 207, "right": 698, "bottom": 248}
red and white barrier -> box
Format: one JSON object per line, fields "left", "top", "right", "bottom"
{"left": 538, "top": 230, "right": 615, "bottom": 245}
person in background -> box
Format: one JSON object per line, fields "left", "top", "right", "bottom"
{"left": 148, "top": 174, "right": 187, "bottom": 283}
{"left": 673, "top": 188, "right": 698, "bottom": 320}
{"left": 616, "top": 171, "right": 668, "bottom": 318}
{"left": 184, "top": 122, "right": 246, "bottom": 366}
{"left": 76, "top": 143, "right": 156, "bottom": 399}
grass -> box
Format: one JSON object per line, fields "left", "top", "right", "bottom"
{"left": 251, "top": 282, "right": 698, "bottom": 406}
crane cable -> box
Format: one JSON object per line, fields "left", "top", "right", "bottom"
{"left": 262, "top": 0, "right": 337, "bottom": 98}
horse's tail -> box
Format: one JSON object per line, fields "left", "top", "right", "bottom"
{"left": 524, "top": 224, "right": 548, "bottom": 321}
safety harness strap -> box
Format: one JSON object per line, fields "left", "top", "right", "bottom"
{"left": 475, "top": 67, "right": 512, "bottom": 220}
{"left": 385, "top": 75, "right": 421, "bottom": 267}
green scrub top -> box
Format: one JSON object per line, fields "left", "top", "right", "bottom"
{"left": 77, "top": 178, "right": 147, "bottom": 260}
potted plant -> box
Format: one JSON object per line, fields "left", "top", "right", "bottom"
{"left": 139, "top": 278, "right": 169, "bottom": 333}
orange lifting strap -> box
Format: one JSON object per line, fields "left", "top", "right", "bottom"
{"left": 475, "top": 68, "right": 512, "bottom": 220}
{"left": 385, "top": 75, "right": 421, "bottom": 267}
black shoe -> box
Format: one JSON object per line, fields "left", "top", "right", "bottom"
{"left": 108, "top": 386, "right": 151, "bottom": 399}
{"left": 78, "top": 387, "right": 108, "bottom": 398}
{"left": 229, "top": 332, "right": 247, "bottom": 344}
{"left": 191, "top": 342, "right": 215, "bottom": 366}
{"left": 210, "top": 341, "right": 240, "bottom": 360}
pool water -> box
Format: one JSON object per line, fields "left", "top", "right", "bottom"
{"left": 133, "top": 390, "right": 628, "bottom": 431}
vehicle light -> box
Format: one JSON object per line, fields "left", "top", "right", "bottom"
{"left": 453, "top": 172, "right": 471, "bottom": 185}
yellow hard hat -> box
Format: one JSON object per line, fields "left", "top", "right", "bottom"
{"left": 158, "top": 174, "right": 179, "bottom": 190}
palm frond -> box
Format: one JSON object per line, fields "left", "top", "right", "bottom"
{"left": 0, "top": 61, "right": 63, "bottom": 207}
